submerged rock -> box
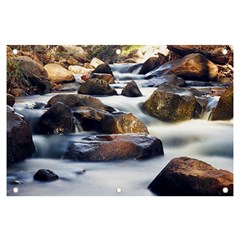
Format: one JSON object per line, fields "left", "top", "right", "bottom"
{"left": 211, "top": 86, "right": 233, "bottom": 120}
{"left": 7, "top": 109, "right": 35, "bottom": 165}
{"left": 34, "top": 169, "right": 59, "bottom": 182}
{"left": 147, "top": 53, "right": 218, "bottom": 81}
{"left": 46, "top": 94, "right": 114, "bottom": 112}
{"left": 78, "top": 78, "right": 117, "bottom": 96}
{"left": 64, "top": 134, "right": 164, "bottom": 161}
{"left": 148, "top": 156, "right": 233, "bottom": 196}
{"left": 143, "top": 84, "right": 196, "bottom": 122}
{"left": 121, "top": 80, "right": 142, "bottom": 97}
{"left": 44, "top": 63, "right": 74, "bottom": 84}
{"left": 38, "top": 102, "right": 74, "bottom": 134}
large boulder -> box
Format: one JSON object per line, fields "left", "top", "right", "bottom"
{"left": 101, "top": 112, "right": 148, "bottom": 134}
{"left": 147, "top": 53, "right": 218, "bottom": 81}
{"left": 90, "top": 57, "right": 104, "bottom": 68}
{"left": 143, "top": 84, "right": 196, "bottom": 122}
{"left": 8, "top": 56, "right": 51, "bottom": 94}
{"left": 167, "top": 45, "right": 233, "bottom": 65}
{"left": 7, "top": 109, "right": 35, "bottom": 165}
{"left": 139, "top": 54, "right": 168, "bottom": 74}
{"left": 46, "top": 94, "right": 114, "bottom": 112}
{"left": 92, "top": 63, "right": 113, "bottom": 75}
{"left": 64, "top": 134, "right": 164, "bottom": 161}
{"left": 62, "top": 45, "right": 88, "bottom": 62}
{"left": 44, "top": 63, "right": 74, "bottom": 84}
{"left": 148, "top": 157, "right": 233, "bottom": 196}
{"left": 78, "top": 78, "right": 117, "bottom": 96}
{"left": 211, "top": 86, "right": 233, "bottom": 120}
{"left": 121, "top": 80, "right": 142, "bottom": 97}
{"left": 38, "top": 102, "right": 75, "bottom": 134}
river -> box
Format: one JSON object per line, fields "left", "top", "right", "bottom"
{"left": 7, "top": 63, "right": 233, "bottom": 196}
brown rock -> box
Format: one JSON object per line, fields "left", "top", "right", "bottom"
{"left": 46, "top": 94, "right": 114, "bottom": 112}
{"left": 64, "top": 134, "right": 164, "bottom": 161}
{"left": 211, "top": 86, "right": 233, "bottom": 120}
{"left": 7, "top": 94, "right": 15, "bottom": 106}
{"left": 147, "top": 53, "right": 218, "bottom": 81}
{"left": 9, "top": 88, "right": 27, "bottom": 97}
{"left": 78, "top": 78, "right": 117, "bottom": 96}
{"left": 44, "top": 63, "right": 74, "bottom": 84}
{"left": 167, "top": 45, "right": 233, "bottom": 65}
{"left": 92, "top": 63, "right": 113, "bottom": 75}
{"left": 90, "top": 57, "right": 104, "bottom": 68}
{"left": 8, "top": 56, "right": 51, "bottom": 94}
{"left": 143, "top": 84, "right": 196, "bottom": 122}
{"left": 67, "top": 56, "right": 79, "bottom": 65}
{"left": 121, "top": 80, "right": 142, "bottom": 97}
{"left": 148, "top": 156, "right": 233, "bottom": 196}
{"left": 38, "top": 102, "right": 74, "bottom": 134}
{"left": 92, "top": 73, "right": 115, "bottom": 83}
{"left": 139, "top": 55, "right": 168, "bottom": 74}
{"left": 7, "top": 110, "right": 35, "bottom": 165}
{"left": 101, "top": 112, "right": 148, "bottom": 134}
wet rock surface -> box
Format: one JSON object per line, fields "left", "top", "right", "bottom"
{"left": 211, "top": 86, "right": 233, "bottom": 120}
{"left": 144, "top": 84, "right": 196, "bottom": 121}
{"left": 148, "top": 156, "right": 233, "bottom": 196}
{"left": 64, "top": 134, "right": 164, "bottom": 161}
{"left": 38, "top": 102, "right": 75, "bottom": 134}
{"left": 7, "top": 94, "right": 15, "bottom": 106}
{"left": 121, "top": 80, "right": 142, "bottom": 97}
{"left": 7, "top": 110, "right": 35, "bottom": 165}
{"left": 78, "top": 78, "right": 117, "bottom": 96}
{"left": 34, "top": 169, "right": 59, "bottom": 182}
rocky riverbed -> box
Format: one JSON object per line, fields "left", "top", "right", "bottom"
{"left": 7, "top": 45, "right": 233, "bottom": 196}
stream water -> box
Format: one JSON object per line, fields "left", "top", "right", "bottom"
{"left": 7, "top": 63, "right": 233, "bottom": 196}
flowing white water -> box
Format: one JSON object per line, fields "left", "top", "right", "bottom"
{"left": 7, "top": 64, "right": 233, "bottom": 196}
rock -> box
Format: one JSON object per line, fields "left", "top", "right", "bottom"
{"left": 66, "top": 56, "right": 79, "bottom": 65}
{"left": 101, "top": 112, "right": 149, "bottom": 134}
{"left": 46, "top": 94, "right": 114, "bottom": 112}
{"left": 78, "top": 78, "right": 117, "bottom": 96}
{"left": 121, "top": 80, "right": 142, "bottom": 97}
{"left": 143, "top": 84, "right": 196, "bottom": 122}
{"left": 139, "top": 55, "right": 167, "bottom": 74}
{"left": 92, "top": 73, "right": 115, "bottom": 83}
{"left": 62, "top": 45, "right": 88, "bottom": 62}
{"left": 9, "top": 88, "right": 27, "bottom": 97}
{"left": 8, "top": 56, "right": 51, "bottom": 94}
{"left": 92, "top": 63, "right": 113, "bottom": 75}
{"left": 73, "top": 107, "right": 112, "bottom": 131}
{"left": 90, "top": 57, "right": 104, "bottom": 68}
{"left": 44, "top": 63, "right": 74, "bottom": 84}
{"left": 148, "top": 157, "right": 233, "bottom": 196}
{"left": 68, "top": 65, "right": 92, "bottom": 75}
{"left": 38, "top": 102, "right": 75, "bottom": 134}
{"left": 7, "top": 94, "right": 15, "bottom": 106}
{"left": 167, "top": 45, "right": 233, "bottom": 65}
{"left": 64, "top": 134, "right": 164, "bottom": 161}
{"left": 34, "top": 169, "right": 59, "bottom": 182}
{"left": 7, "top": 110, "right": 35, "bottom": 165}
{"left": 145, "top": 74, "right": 186, "bottom": 87}
{"left": 211, "top": 86, "right": 233, "bottom": 120}
{"left": 147, "top": 53, "right": 218, "bottom": 81}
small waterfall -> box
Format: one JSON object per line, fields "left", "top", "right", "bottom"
{"left": 201, "top": 96, "right": 219, "bottom": 120}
